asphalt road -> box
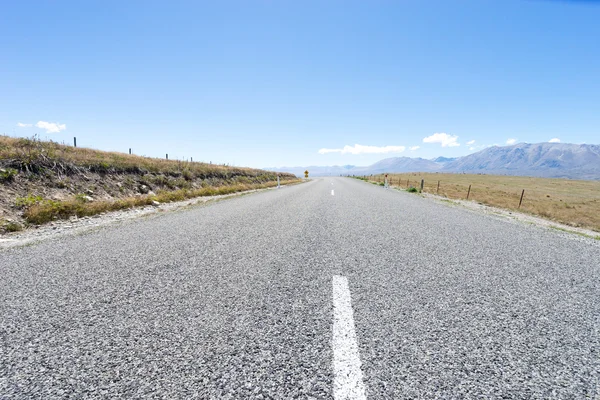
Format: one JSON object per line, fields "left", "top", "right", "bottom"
{"left": 1, "top": 177, "right": 599, "bottom": 399}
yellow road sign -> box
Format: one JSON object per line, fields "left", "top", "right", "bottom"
{"left": 304, "top": 170, "right": 309, "bottom": 178}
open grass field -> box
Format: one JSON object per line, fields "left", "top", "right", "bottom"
{"left": 368, "top": 173, "right": 600, "bottom": 233}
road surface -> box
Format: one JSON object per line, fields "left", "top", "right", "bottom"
{"left": 1, "top": 177, "right": 599, "bottom": 399}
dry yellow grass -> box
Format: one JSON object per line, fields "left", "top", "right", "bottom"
{"left": 0, "top": 135, "right": 290, "bottom": 180}
{"left": 22, "top": 181, "right": 289, "bottom": 225}
{"left": 368, "top": 173, "right": 600, "bottom": 232}
{"left": 0, "top": 135, "right": 299, "bottom": 230}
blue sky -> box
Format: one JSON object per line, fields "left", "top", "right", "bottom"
{"left": 1, "top": 0, "right": 599, "bottom": 168}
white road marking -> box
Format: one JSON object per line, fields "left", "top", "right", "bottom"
{"left": 332, "top": 276, "right": 367, "bottom": 400}
{"left": 331, "top": 189, "right": 335, "bottom": 196}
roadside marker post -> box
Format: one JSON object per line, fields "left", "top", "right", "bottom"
{"left": 437, "top": 180, "right": 440, "bottom": 194}
{"left": 420, "top": 179, "right": 424, "bottom": 191}
{"left": 519, "top": 189, "right": 525, "bottom": 208}
{"left": 467, "top": 184, "right": 472, "bottom": 200}
{"left": 73, "top": 137, "right": 77, "bottom": 147}
{"left": 384, "top": 174, "right": 389, "bottom": 189}
{"left": 277, "top": 175, "right": 280, "bottom": 189}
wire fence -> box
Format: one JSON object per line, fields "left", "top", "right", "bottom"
{"left": 352, "top": 173, "right": 600, "bottom": 232}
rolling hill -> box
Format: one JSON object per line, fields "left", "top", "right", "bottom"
{"left": 269, "top": 142, "right": 600, "bottom": 180}
{"left": 443, "top": 143, "right": 600, "bottom": 180}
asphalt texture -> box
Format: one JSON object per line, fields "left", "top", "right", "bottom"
{"left": 1, "top": 177, "right": 599, "bottom": 399}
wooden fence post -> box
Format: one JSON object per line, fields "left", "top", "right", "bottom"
{"left": 420, "top": 179, "right": 424, "bottom": 191}
{"left": 467, "top": 184, "right": 472, "bottom": 200}
{"left": 518, "top": 189, "right": 525, "bottom": 208}
{"left": 73, "top": 137, "right": 77, "bottom": 147}
{"left": 437, "top": 180, "right": 440, "bottom": 194}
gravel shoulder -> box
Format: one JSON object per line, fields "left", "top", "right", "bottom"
{"left": 0, "top": 183, "right": 301, "bottom": 251}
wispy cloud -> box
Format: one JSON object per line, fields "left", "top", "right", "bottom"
{"left": 506, "top": 138, "right": 517, "bottom": 145}
{"left": 423, "top": 133, "right": 459, "bottom": 147}
{"left": 36, "top": 121, "right": 66, "bottom": 133}
{"left": 466, "top": 140, "right": 475, "bottom": 145}
{"left": 469, "top": 144, "right": 491, "bottom": 151}
{"left": 318, "top": 144, "right": 406, "bottom": 155}
{"left": 549, "top": 138, "right": 561, "bottom": 143}
{"left": 409, "top": 146, "right": 420, "bottom": 151}
{"left": 17, "top": 122, "right": 32, "bottom": 128}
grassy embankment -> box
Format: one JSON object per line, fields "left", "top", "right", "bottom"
{"left": 0, "top": 136, "right": 299, "bottom": 231}
{"left": 358, "top": 173, "right": 600, "bottom": 233}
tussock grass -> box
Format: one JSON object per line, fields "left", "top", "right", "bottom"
{"left": 0, "top": 219, "right": 23, "bottom": 233}
{"left": 0, "top": 135, "right": 289, "bottom": 181}
{"left": 365, "top": 173, "right": 600, "bottom": 232}
{"left": 23, "top": 181, "right": 287, "bottom": 225}
{"left": 0, "top": 167, "right": 17, "bottom": 182}
{"left": 1, "top": 135, "right": 299, "bottom": 228}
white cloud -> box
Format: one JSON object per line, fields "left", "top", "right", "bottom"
{"left": 35, "top": 121, "right": 66, "bottom": 133}
{"left": 17, "top": 122, "right": 32, "bottom": 128}
{"left": 318, "top": 144, "right": 406, "bottom": 155}
{"left": 506, "top": 138, "right": 517, "bottom": 145}
{"left": 422, "top": 132, "right": 460, "bottom": 147}
{"left": 466, "top": 140, "right": 475, "bottom": 145}
{"left": 409, "top": 146, "right": 420, "bottom": 151}
{"left": 549, "top": 138, "right": 561, "bottom": 143}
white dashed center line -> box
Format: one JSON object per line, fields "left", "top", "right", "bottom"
{"left": 332, "top": 276, "right": 367, "bottom": 400}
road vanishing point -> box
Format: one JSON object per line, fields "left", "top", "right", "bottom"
{"left": 1, "top": 178, "right": 599, "bottom": 399}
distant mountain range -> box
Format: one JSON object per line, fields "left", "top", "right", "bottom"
{"left": 267, "top": 143, "right": 600, "bottom": 180}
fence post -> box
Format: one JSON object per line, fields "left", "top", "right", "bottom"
{"left": 166, "top": 154, "right": 168, "bottom": 160}
{"left": 129, "top": 148, "right": 131, "bottom": 155}
{"left": 518, "top": 189, "right": 525, "bottom": 208}
{"left": 73, "top": 137, "right": 77, "bottom": 147}
{"left": 420, "top": 179, "right": 424, "bottom": 191}
{"left": 467, "top": 184, "right": 472, "bottom": 200}
{"left": 437, "top": 180, "right": 440, "bottom": 194}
